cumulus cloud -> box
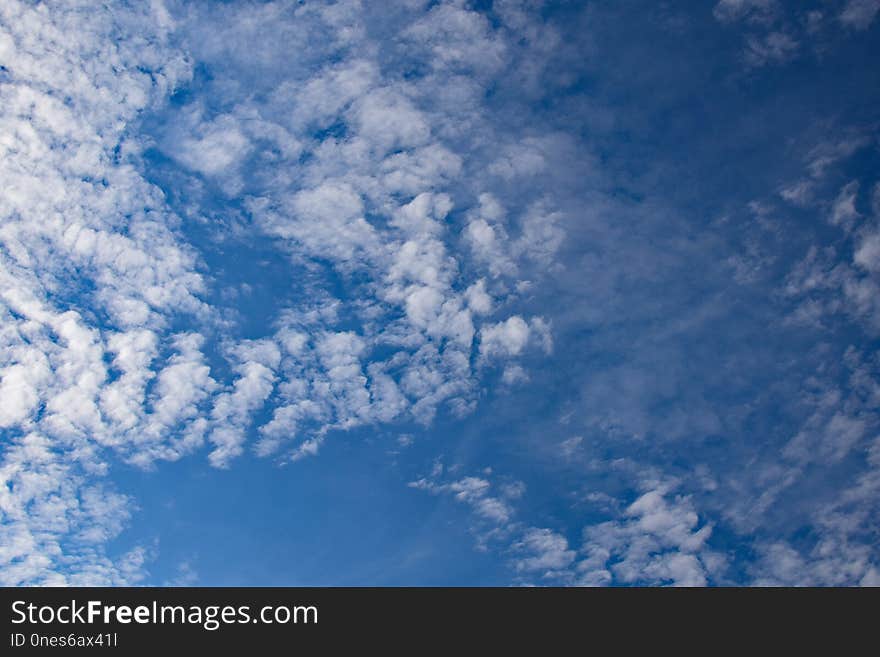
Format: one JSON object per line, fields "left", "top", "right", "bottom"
{"left": 513, "top": 528, "right": 577, "bottom": 576}
{"left": 0, "top": 0, "right": 571, "bottom": 584}
{"left": 480, "top": 316, "right": 531, "bottom": 358}
{"left": 0, "top": 0, "right": 210, "bottom": 583}
{"left": 15, "top": 0, "right": 877, "bottom": 592}
{"left": 578, "top": 485, "right": 714, "bottom": 586}
{"left": 410, "top": 466, "right": 718, "bottom": 586}
{"left": 162, "top": 1, "right": 566, "bottom": 463}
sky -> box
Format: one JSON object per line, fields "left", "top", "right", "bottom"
{"left": 0, "top": 0, "right": 879, "bottom": 587}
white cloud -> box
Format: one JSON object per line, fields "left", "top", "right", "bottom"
{"left": 464, "top": 279, "right": 493, "bottom": 316}
{"left": 257, "top": 181, "right": 380, "bottom": 267}
{"left": 830, "top": 181, "right": 861, "bottom": 231}
{"left": 401, "top": 3, "right": 507, "bottom": 77}
{"left": 558, "top": 436, "right": 583, "bottom": 460}
{"left": 579, "top": 485, "right": 713, "bottom": 586}
{"left": 351, "top": 88, "right": 431, "bottom": 154}
{"left": 514, "top": 528, "right": 577, "bottom": 575}
{"left": 840, "top": 0, "right": 880, "bottom": 30}
{"left": 172, "top": 112, "right": 252, "bottom": 178}
{"left": 855, "top": 231, "right": 880, "bottom": 272}
{"left": 784, "top": 408, "right": 868, "bottom": 466}
{"left": 0, "top": 432, "right": 150, "bottom": 585}
{"left": 410, "top": 469, "right": 516, "bottom": 528}
{"left": 480, "top": 316, "right": 531, "bottom": 358}
{"left": 501, "top": 364, "right": 529, "bottom": 385}
{"left": 0, "top": 0, "right": 206, "bottom": 583}
{"left": 0, "top": 0, "right": 571, "bottom": 584}
{"left": 488, "top": 140, "right": 547, "bottom": 180}
{"left": 780, "top": 180, "right": 814, "bottom": 206}
{"left": 743, "top": 31, "right": 799, "bottom": 67}
{"left": 713, "top": 0, "right": 777, "bottom": 24}
{"left": 208, "top": 340, "right": 280, "bottom": 468}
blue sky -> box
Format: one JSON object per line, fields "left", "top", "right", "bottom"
{"left": 1, "top": 0, "right": 879, "bottom": 586}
